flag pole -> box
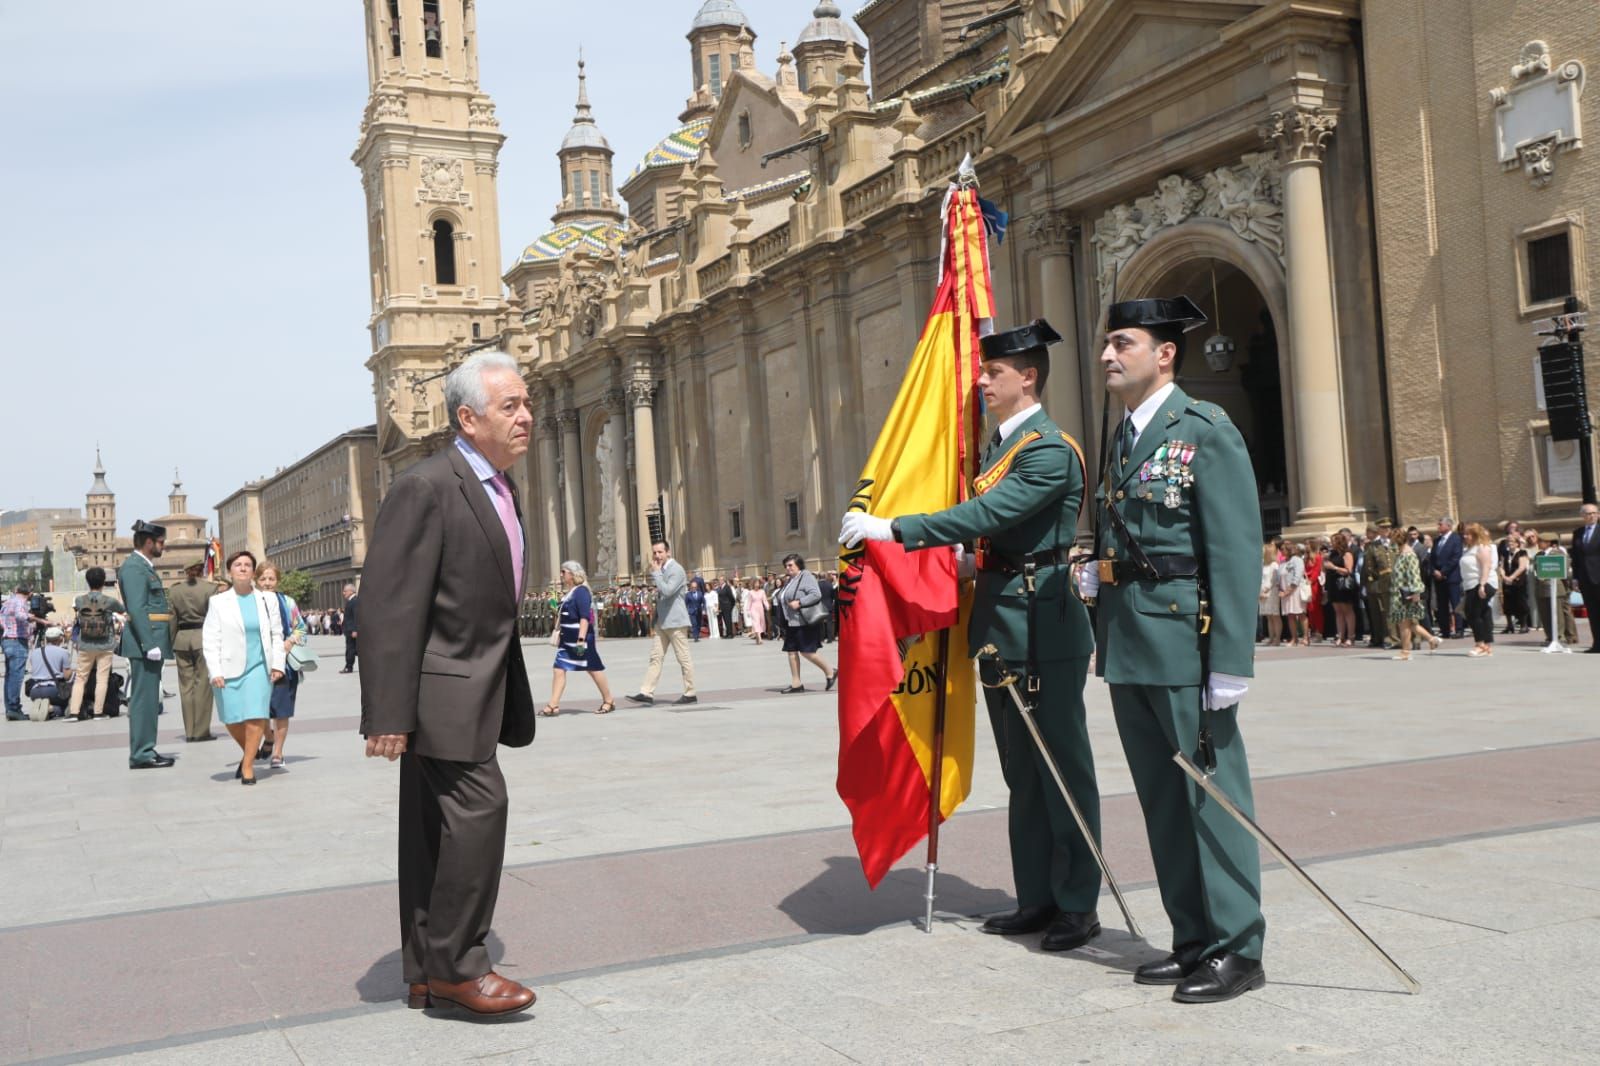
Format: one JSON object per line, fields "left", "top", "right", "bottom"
{"left": 922, "top": 627, "right": 953, "bottom": 933}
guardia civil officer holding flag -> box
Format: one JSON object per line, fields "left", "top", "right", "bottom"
{"left": 1077, "top": 296, "right": 1267, "bottom": 1003}
{"left": 841, "top": 320, "right": 1108, "bottom": 953}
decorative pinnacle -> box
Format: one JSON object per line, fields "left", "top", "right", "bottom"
{"left": 574, "top": 50, "right": 593, "bottom": 124}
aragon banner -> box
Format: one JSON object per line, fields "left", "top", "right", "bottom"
{"left": 835, "top": 185, "right": 993, "bottom": 887}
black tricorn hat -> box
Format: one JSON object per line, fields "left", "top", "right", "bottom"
{"left": 980, "top": 318, "right": 1063, "bottom": 360}
{"left": 131, "top": 519, "right": 168, "bottom": 539}
{"left": 1107, "top": 296, "right": 1208, "bottom": 334}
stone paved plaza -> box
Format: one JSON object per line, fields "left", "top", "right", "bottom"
{"left": 2, "top": 630, "right": 1597, "bottom": 1064}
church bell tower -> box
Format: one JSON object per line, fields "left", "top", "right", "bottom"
{"left": 354, "top": 0, "right": 508, "bottom": 482}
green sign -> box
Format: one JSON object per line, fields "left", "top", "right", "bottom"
{"left": 1534, "top": 554, "right": 1569, "bottom": 581}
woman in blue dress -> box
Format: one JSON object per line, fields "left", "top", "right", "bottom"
{"left": 541, "top": 561, "right": 614, "bottom": 716}
{"left": 202, "top": 551, "right": 285, "bottom": 784}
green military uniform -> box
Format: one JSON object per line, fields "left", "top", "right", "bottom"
{"left": 1094, "top": 377, "right": 1266, "bottom": 963}
{"left": 897, "top": 401, "right": 1101, "bottom": 918}
{"left": 1361, "top": 533, "right": 1395, "bottom": 647}
{"left": 167, "top": 574, "right": 215, "bottom": 740}
{"left": 117, "top": 531, "right": 175, "bottom": 768}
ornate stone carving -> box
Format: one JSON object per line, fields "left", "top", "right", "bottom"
{"left": 1491, "top": 42, "right": 1585, "bottom": 188}
{"left": 1022, "top": 0, "right": 1069, "bottom": 43}
{"left": 1089, "top": 152, "right": 1284, "bottom": 300}
{"left": 555, "top": 410, "right": 580, "bottom": 434}
{"left": 1518, "top": 137, "right": 1558, "bottom": 187}
{"left": 362, "top": 89, "right": 408, "bottom": 133}
{"left": 1198, "top": 153, "right": 1284, "bottom": 255}
{"left": 1261, "top": 106, "right": 1337, "bottom": 164}
{"left": 418, "top": 157, "right": 466, "bottom": 204}
{"left": 602, "top": 387, "right": 628, "bottom": 413}
{"left": 626, "top": 380, "right": 658, "bottom": 408}
{"left": 539, "top": 414, "right": 560, "bottom": 438}
{"left": 468, "top": 99, "right": 499, "bottom": 129}
{"left": 1025, "top": 209, "right": 1073, "bottom": 253}
{"left": 1512, "top": 40, "right": 1552, "bottom": 82}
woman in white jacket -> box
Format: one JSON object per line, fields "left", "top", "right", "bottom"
{"left": 203, "top": 551, "right": 285, "bottom": 785}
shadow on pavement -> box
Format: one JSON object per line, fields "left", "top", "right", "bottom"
{"left": 777, "top": 855, "right": 1012, "bottom": 935}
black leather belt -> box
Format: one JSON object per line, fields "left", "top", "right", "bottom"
{"left": 177, "top": 622, "right": 204, "bottom": 631}
{"left": 978, "top": 547, "right": 1071, "bottom": 575}
{"left": 1111, "top": 554, "right": 1200, "bottom": 583}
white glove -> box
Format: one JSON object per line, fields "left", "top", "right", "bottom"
{"left": 145, "top": 648, "right": 163, "bottom": 662}
{"left": 954, "top": 544, "right": 975, "bottom": 579}
{"left": 1205, "top": 672, "right": 1248, "bottom": 710}
{"left": 839, "top": 512, "right": 894, "bottom": 547}
{"left": 1076, "top": 562, "right": 1101, "bottom": 599}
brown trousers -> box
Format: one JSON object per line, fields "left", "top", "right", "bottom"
{"left": 398, "top": 751, "right": 509, "bottom": 984}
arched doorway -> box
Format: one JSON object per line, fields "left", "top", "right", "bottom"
{"left": 1143, "top": 258, "right": 1289, "bottom": 533}
{"left": 1114, "top": 222, "right": 1296, "bottom": 535}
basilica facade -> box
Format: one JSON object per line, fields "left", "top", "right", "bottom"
{"left": 356, "top": 1, "right": 1599, "bottom": 589}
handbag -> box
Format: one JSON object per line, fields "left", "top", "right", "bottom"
{"left": 287, "top": 641, "right": 320, "bottom": 672}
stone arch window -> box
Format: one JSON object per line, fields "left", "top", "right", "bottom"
{"left": 387, "top": 0, "right": 401, "bottom": 56}
{"left": 422, "top": 0, "right": 443, "bottom": 59}
{"left": 738, "top": 110, "right": 752, "bottom": 149}
{"left": 432, "top": 219, "right": 457, "bottom": 286}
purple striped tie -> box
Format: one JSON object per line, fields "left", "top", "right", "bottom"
{"left": 489, "top": 473, "right": 523, "bottom": 600}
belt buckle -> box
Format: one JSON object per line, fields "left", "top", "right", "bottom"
{"left": 1098, "top": 559, "right": 1118, "bottom": 586}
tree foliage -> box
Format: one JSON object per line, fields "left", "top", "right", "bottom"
{"left": 278, "top": 569, "right": 317, "bottom": 608}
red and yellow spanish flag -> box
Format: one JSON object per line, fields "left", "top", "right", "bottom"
{"left": 836, "top": 187, "right": 993, "bottom": 887}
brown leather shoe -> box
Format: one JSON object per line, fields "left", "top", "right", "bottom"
{"left": 407, "top": 983, "right": 430, "bottom": 1009}
{"left": 426, "top": 972, "right": 536, "bottom": 1016}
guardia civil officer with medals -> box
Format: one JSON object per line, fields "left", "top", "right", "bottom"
{"left": 841, "top": 320, "right": 1106, "bottom": 952}
{"left": 1077, "top": 296, "right": 1267, "bottom": 1003}
{"left": 119, "top": 520, "right": 178, "bottom": 769}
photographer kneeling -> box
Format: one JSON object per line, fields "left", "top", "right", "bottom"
{"left": 26, "top": 628, "right": 75, "bottom": 720}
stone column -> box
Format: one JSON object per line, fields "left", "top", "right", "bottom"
{"left": 628, "top": 377, "right": 660, "bottom": 565}
{"left": 1027, "top": 208, "right": 1086, "bottom": 445}
{"left": 536, "top": 413, "right": 562, "bottom": 583}
{"left": 603, "top": 387, "right": 630, "bottom": 581}
{"left": 1263, "top": 105, "right": 1359, "bottom": 529}
{"left": 556, "top": 408, "right": 585, "bottom": 562}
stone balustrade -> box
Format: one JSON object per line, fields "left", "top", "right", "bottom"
{"left": 841, "top": 166, "right": 897, "bottom": 226}
{"left": 751, "top": 223, "right": 792, "bottom": 271}
{"left": 698, "top": 254, "right": 734, "bottom": 296}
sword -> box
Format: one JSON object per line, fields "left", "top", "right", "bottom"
{"left": 1172, "top": 752, "right": 1421, "bottom": 994}
{"left": 977, "top": 646, "right": 1142, "bottom": 939}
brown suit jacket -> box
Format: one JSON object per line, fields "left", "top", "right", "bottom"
{"left": 358, "top": 442, "right": 535, "bottom": 762}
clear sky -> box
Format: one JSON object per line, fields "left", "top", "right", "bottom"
{"left": 0, "top": 1, "right": 851, "bottom": 531}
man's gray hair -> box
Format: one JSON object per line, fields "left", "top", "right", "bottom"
{"left": 560, "top": 560, "right": 588, "bottom": 585}
{"left": 445, "top": 350, "right": 521, "bottom": 431}
{"left": 1439, "top": 516, "right": 1455, "bottom": 528}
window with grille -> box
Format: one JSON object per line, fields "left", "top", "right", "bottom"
{"left": 709, "top": 54, "right": 722, "bottom": 96}
{"left": 785, "top": 496, "right": 801, "bottom": 535}
{"left": 729, "top": 506, "right": 744, "bottom": 543}
{"left": 1527, "top": 232, "right": 1573, "bottom": 305}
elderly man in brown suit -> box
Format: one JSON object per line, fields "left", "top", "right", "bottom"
{"left": 360, "top": 350, "right": 538, "bottom": 1017}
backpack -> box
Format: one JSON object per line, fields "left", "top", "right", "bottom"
{"left": 77, "top": 593, "right": 112, "bottom": 644}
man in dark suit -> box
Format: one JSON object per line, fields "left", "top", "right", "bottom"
{"left": 1574, "top": 502, "right": 1600, "bottom": 652}
{"left": 339, "top": 584, "right": 360, "bottom": 672}
{"left": 1430, "top": 516, "right": 1463, "bottom": 638}
{"left": 360, "top": 350, "right": 538, "bottom": 1017}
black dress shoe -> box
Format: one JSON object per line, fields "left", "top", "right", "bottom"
{"left": 1040, "top": 910, "right": 1102, "bottom": 952}
{"left": 1173, "top": 953, "right": 1266, "bottom": 1003}
{"left": 979, "top": 904, "right": 1059, "bottom": 936}
{"left": 1586, "top": 646, "right": 1600, "bottom": 654}
{"left": 674, "top": 695, "right": 698, "bottom": 705}
{"left": 626, "top": 692, "right": 655, "bottom": 705}
{"left": 1134, "top": 943, "right": 1207, "bottom": 985}
{"left": 131, "top": 755, "right": 176, "bottom": 769}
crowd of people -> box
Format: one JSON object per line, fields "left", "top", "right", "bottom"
{"left": 1255, "top": 511, "right": 1599, "bottom": 657}
{"left": 1, "top": 551, "right": 317, "bottom": 782}
{"left": 518, "top": 567, "right": 841, "bottom": 646}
